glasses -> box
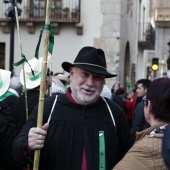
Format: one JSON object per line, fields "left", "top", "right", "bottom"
{"left": 142, "top": 97, "right": 148, "bottom": 106}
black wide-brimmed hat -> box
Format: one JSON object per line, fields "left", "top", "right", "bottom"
{"left": 62, "top": 46, "right": 117, "bottom": 78}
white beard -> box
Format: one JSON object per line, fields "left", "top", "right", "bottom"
{"left": 70, "top": 78, "right": 102, "bottom": 105}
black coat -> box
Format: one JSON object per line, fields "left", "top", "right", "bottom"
{"left": 131, "top": 101, "right": 150, "bottom": 142}
{"left": 0, "top": 102, "right": 18, "bottom": 170}
{"left": 13, "top": 94, "right": 132, "bottom": 170}
{"left": 13, "top": 90, "right": 40, "bottom": 135}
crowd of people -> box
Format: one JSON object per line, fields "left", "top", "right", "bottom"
{"left": 0, "top": 46, "right": 170, "bottom": 170}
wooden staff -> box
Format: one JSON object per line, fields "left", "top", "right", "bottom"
{"left": 33, "top": 0, "right": 52, "bottom": 169}
{"left": 14, "top": 7, "right": 28, "bottom": 120}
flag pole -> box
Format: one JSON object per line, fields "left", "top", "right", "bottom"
{"left": 33, "top": 0, "right": 52, "bottom": 169}
{"left": 14, "top": 7, "right": 28, "bottom": 120}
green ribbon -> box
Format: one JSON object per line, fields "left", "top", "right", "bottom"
{"left": 13, "top": 24, "right": 54, "bottom": 79}
{"left": 29, "top": 72, "right": 42, "bottom": 81}
{"left": 35, "top": 24, "right": 54, "bottom": 59}
{"left": 0, "top": 91, "right": 18, "bottom": 101}
{"left": 99, "top": 131, "right": 106, "bottom": 170}
{"left": 13, "top": 53, "right": 35, "bottom": 76}
{"left": 0, "top": 81, "right": 3, "bottom": 89}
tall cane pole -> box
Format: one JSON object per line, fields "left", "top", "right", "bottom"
{"left": 33, "top": 0, "right": 52, "bottom": 169}
{"left": 14, "top": 7, "right": 28, "bottom": 120}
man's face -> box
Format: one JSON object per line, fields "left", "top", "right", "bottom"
{"left": 136, "top": 83, "right": 146, "bottom": 97}
{"left": 69, "top": 67, "right": 105, "bottom": 105}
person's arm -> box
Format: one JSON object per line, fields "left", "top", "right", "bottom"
{"left": 12, "top": 96, "right": 55, "bottom": 165}
{"left": 112, "top": 140, "right": 153, "bottom": 170}
{"left": 28, "top": 123, "right": 49, "bottom": 151}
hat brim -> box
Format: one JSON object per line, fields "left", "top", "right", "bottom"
{"left": 0, "top": 70, "right": 11, "bottom": 96}
{"left": 20, "top": 70, "right": 41, "bottom": 89}
{"left": 62, "top": 62, "right": 117, "bottom": 78}
{"left": 54, "top": 74, "right": 70, "bottom": 83}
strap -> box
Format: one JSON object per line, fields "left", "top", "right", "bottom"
{"left": 99, "top": 131, "right": 106, "bottom": 170}
{"left": 13, "top": 53, "right": 35, "bottom": 76}
{"left": 47, "top": 95, "right": 58, "bottom": 124}
{"left": 102, "top": 97, "right": 117, "bottom": 132}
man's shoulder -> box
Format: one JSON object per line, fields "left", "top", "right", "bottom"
{"left": 101, "top": 97, "right": 125, "bottom": 114}
{"left": 45, "top": 93, "right": 67, "bottom": 104}
{"left": 136, "top": 101, "right": 144, "bottom": 110}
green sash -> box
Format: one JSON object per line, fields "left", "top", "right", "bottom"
{"left": 99, "top": 131, "right": 106, "bottom": 170}
{"left": 0, "top": 91, "right": 18, "bottom": 101}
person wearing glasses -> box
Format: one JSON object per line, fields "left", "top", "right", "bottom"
{"left": 113, "top": 77, "right": 170, "bottom": 170}
{"left": 131, "top": 79, "right": 151, "bottom": 142}
{"left": 12, "top": 57, "right": 52, "bottom": 169}
{"left": 13, "top": 57, "right": 52, "bottom": 136}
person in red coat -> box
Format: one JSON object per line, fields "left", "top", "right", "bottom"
{"left": 125, "top": 93, "right": 134, "bottom": 129}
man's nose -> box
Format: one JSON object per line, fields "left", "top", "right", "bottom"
{"left": 86, "top": 76, "right": 94, "bottom": 86}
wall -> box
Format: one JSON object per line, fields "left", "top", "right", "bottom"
{"left": 0, "top": 0, "right": 103, "bottom": 76}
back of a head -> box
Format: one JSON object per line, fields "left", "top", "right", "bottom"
{"left": 146, "top": 77, "right": 170, "bottom": 122}
{"left": 115, "top": 87, "right": 125, "bottom": 95}
{"left": 53, "top": 73, "right": 70, "bottom": 86}
{"left": 9, "top": 76, "right": 22, "bottom": 91}
{"left": 136, "top": 79, "right": 151, "bottom": 89}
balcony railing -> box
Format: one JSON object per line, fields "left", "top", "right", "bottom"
{"left": 0, "top": 0, "right": 80, "bottom": 23}
{"left": 138, "top": 23, "right": 155, "bottom": 50}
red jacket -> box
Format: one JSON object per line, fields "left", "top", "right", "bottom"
{"left": 125, "top": 98, "right": 133, "bottom": 120}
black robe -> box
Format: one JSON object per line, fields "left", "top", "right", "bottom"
{"left": 13, "top": 90, "right": 40, "bottom": 135}
{"left": 13, "top": 94, "right": 132, "bottom": 170}
{"left": 0, "top": 102, "right": 18, "bottom": 170}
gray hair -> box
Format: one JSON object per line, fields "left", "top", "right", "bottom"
{"left": 52, "top": 77, "right": 65, "bottom": 94}
{"left": 9, "top": 76, "right": 22, "bottom": 90}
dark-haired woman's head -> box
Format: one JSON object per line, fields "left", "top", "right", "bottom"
{"left": 111, "top": 83, "right": 120, "bottom": 93}
{"left": 145, "top": 77, "right": 170, "bottom": 123}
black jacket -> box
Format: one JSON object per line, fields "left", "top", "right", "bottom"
{"left": 131, "top": 101, "right": 150, "bottom": 142}
{"left": 0, "top": 102, "right": 18, "bottom": 170}
{"left": 13, "top": 90, "right": 40, "bottom": 135}
{"left": 12, "top": 94, "right": 132, "bottom": 170}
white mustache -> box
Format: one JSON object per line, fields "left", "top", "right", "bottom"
{"left": 80, "top": 85, "right": 96, "bottom": 92}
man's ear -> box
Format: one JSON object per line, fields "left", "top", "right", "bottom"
{"left": 69, "top": 67, "right": 74, "bottom": 80}
{"left": 144, "top": 88, "right": 147, "bottom": 94}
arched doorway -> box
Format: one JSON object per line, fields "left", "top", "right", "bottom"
{"left": 124, "top": 42, "right": 131, "bottom": 92}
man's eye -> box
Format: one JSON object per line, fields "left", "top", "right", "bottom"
{"left": 81, "top": 72, "right": 88, "bottom": 77}
{"left": 95, "top": 77, "right": 103, "bottom": 81}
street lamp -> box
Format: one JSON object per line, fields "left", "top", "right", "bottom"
{"left": 4, "top": 0, "right": 22, "bottom": 76}
{"left": 167, "top": 40, "right": 170, "bottom": 78}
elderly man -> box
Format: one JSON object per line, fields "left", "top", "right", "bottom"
{"left": 12, "top": 47, "right": 132, "bottom": 170}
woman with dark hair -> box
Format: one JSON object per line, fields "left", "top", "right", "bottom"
{"left": 111, "top": 83, "right": 120, "bottom": 101}
{"left": 113, "top": 77, "right": 170, "bottom": 170}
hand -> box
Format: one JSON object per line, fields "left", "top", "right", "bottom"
{"left": 28, "top": 123, "right": 49, "bottom": 150}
